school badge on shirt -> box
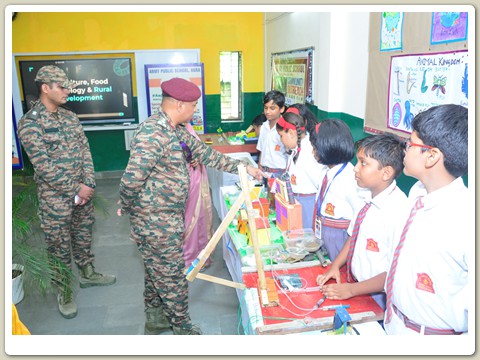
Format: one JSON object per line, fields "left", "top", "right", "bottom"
{"left": 416, "top": 273, "right": 435, "bottom": 294}
{"left": 291, "top": 174, "right": 297, "bottom": 185}
{"left": 365, "top": 238, "right": 379, "bottom": 252}
{"left": 325, "top": 203, "right": 335, "bottom": 216}
{"left": 275, "top": 144, "right": 281, "bottom": 151}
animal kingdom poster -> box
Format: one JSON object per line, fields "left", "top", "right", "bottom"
{"left": 387, "top": 50, "right": 468, "bottom": 134}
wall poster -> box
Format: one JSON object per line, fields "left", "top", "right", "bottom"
{"left": 12, "top": 102, "right": 23, "bottom": 170}
{"left": 431, "top": 12, "right": 468, "bottom": 45}
{"left": 271, "top": 47, "right": 314, "bottom": 105}
{"left": 387, "top": 50, "right": 468, "bottom": 134}
{"left": 380, "top": 12, "right": 404, "bottom": 51}
{"left": 145, "top": 63, "right": 206, "bottom": 134}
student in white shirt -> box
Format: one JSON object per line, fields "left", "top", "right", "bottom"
{"left": 310, "top": 119, "right": 366, "bottom": 262}
{"left": 384, "top": 104, "right": 469, "bottom": 335}
{"left": 276, "top": 108, "right": 326, "bottom": 229}
{"left": 316, "top": 133, "right": 407, "bottom": 311}
{"left": 256, "top": 90, "right": 288, "bottom": 178}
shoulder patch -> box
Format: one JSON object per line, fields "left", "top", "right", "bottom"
{"left": 156, "top": 114, "right": 169, "bottom": 128}
{"left": 26, "top": 108, "right": 40, "bottom": 121}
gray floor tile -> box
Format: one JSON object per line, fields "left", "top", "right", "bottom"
{"left": 15, "top": 176, "right": 242, "bottom": 336}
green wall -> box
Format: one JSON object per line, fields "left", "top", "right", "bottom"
{"left": 18, "top": 92, "right": 266, "bottom": 174}
{"left": 18, "top": 94, "right": 447, "bottom": 196}
{"left": 85, "top": 92, "right": 265, "bottom": 171}
{"left": 204, "top": 92, "right": 264, "bottom": 133}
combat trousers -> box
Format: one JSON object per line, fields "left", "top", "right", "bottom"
{"left": 130, "top": 212, "right": 192, "bottom": 330}
{"left": 37, "top": 185, "right": 95, "bottom": 268}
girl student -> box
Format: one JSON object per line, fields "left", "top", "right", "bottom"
{"left": 276, "top": 108, "right": 326, "bottom": 229}
{"left": 310, "top": 118, "right": 367, "bottom": 262}
{"left": 286, "top": 103, "right": 318, "bottom": 135}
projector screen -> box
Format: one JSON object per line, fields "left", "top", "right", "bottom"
{"left": 19, "top": 58, "right": 136, "bottom": 125}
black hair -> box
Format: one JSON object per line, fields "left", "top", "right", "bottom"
{"left": 287, "top": 103, "right": 319, "bottom": 134}
{"left": 252, "top": 113, "right": 267, "bottom": 127}
{"left": 263, "top": 90, "right": 285, "bottom": 109}
{"left": 412, "top": 104, "right": 468, "bottom": 178}
{"left": 355, "top": 132, "right": 405, "bottom": 180}
{"left": 276, "top": 112, "right": 305, "bottom": 163}
{"left": 309, "top": 118, "right": 354, "bottom": 165}
{"left": 35, "top": 81, "right": 53, "bottom": 96}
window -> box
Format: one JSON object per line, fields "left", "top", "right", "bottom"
{"left": 220, "top": 51, "right": 242, "bottom": 121}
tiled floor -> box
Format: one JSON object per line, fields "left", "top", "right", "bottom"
{"left": 15, "top": 176, "right": 244, "bottom": 336}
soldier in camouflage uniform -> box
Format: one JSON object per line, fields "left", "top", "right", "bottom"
{"left": 118, "top": 77, "right": 264, "bottom": 335}
{"left": 17, "top": 65, "right": 116, "bottom": 319}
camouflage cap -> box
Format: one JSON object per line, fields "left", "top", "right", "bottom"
{"left": 34, "top": 65, "right": 78, "bottom": 88}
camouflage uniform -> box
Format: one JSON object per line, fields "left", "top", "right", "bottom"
{"left": 119, "top": 111, "right": 244, "bottom": 330}
{"left": 17, "top": 100, "right": 96, "bottom": 269}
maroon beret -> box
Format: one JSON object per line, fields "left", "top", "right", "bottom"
{"left": 161, "top": 77, "right": 201, "bottom": 102}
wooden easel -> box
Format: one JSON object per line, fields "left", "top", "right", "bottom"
{"left": 186, "top": 164, "right": 279, "bottom": 306}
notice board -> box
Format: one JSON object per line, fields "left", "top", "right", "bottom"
{"left": 271, "top": 47, "right": 314, "bottom": 105}
{"left": 145, "top": 63, "right": 206, "bottom": 134}
{"left": 364, "top": 12, "right": 469, "bottom": 135}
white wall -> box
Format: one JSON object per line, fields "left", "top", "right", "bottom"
{"left": 264, "top": 11, "right": 369, "bottom": 118}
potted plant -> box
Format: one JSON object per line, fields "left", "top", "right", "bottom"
{"left": 12, "top": 170, "right": 73, "bottom": 303}
{"left": 12, "top": 168, "right": 110, "bottom": 303}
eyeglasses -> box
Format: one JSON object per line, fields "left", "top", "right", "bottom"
{"left": 405, "top": 140, "right": 434, "bottom": 151}
{"left": 179, "top": 141, "right": 192, "bottom": 163}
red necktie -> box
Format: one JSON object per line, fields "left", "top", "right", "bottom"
{"left": 319, "top": 174, "right": 328, "bottom": 203}
{"left": 346, "top": 202, "right": 372, "bottom": 282}
{"left": 384, "top": 196, "right": 424, "bottom": 323}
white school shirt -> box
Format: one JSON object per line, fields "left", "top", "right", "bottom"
{"left": 408, "top": 180, "right": 428, "bottom": 199}
{"left": 385, "top": 177, "right": 469, "bottom": 334}
{"left": 286, "top": 136, "right": 326, "bottom": 194}
{"left": 256, "top": 121, "right": 287, "bottom": 169}
{"left": 348, "top": 181, "right": 408, "bottom": 282}
{"left": 316, "top": 162, "right": 367, "bottom": 221}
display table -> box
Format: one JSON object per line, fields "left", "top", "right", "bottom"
{"left": 218, "top": 185, "right": 385, "bottom": 335}
{"left": 207, "top": 153, "right": 258, "bottom": 215}
{"left": 198, "top": 133, "right": 259, "bottom": 154}
{"left": 242, "top": 267, "right": 384, "bottom": 335}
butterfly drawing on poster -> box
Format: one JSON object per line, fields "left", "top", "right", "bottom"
{"left": 431, "top": 75, "right": 447, "bottom": 96}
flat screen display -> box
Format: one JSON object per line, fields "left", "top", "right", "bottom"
{"left": 19, "top": 58, "right": 136, "bottom": 125}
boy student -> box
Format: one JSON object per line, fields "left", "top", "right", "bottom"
{"left": 384, "top": 104, "right": 469, "bottom": 335}
{"left": 251, "top": 113, "right": 267, "bottom": 138}
{"left": 256, "top": 90, "right": 288, "bottom": 178}
{"left": 316, "top": 133, "right": 407, "bottom": 310}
